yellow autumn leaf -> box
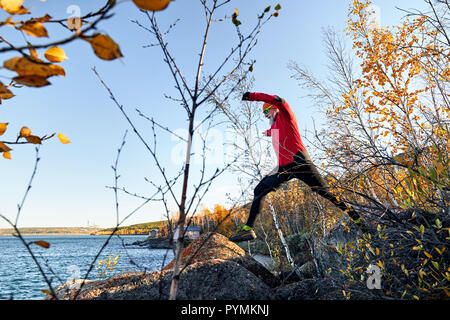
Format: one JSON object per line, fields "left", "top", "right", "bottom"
{"left": 33, "top": 240, "right": 50, "bottom": 248}
{"left": 19, "top": 126, "right": 32, "bottom": 137}
{"left": 57, "top": 133, "right": 71, "bottom": 144}
{"left": 0, "top": 0, "right": 22, "bottom": 12}
{"left": 0, "top": 0, "right": 28, "bottom": 14}
{"left": 44, "top": 47, "right": 68, "bottom": 63}
{"left": 0, "top": 122, "right": 8, "bottom": 136}
{"left": 85, "top": 34, "right": 123, "bottom": 61}
{"left": 18, "top": 21, "right": 48, "bottom": 38}
{"left": 423, "top": 251, "right": 432, "bottom": 259}
{"left": 3, "top": 151, "right": 11, "bottom": 159}
{"left": 132, "top": 0, "right": 171, "bottom": 11}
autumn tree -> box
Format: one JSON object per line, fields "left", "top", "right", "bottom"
{"left": 289, "top": 0, "right": 449, "bottom": 299}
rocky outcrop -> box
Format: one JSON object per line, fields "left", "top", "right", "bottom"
{"left": 127, "top": 237, "right": 174, "bottom": 249}
{"left": 163, "top": 232, "right": 279, "bottom": 287}
{"left": 53, "top": 232, "right": 278, "bottom": 300}
{"left": 52, "top": 224, "right": 363, "bottom": 300}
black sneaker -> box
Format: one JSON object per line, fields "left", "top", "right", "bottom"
{"left": 229, "top": 227, "right": 257, "bottom": 242}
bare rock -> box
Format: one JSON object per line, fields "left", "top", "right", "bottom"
{"left": 53, "top": 232, "right": 277, "bottom": 300}
{"left": 164, "top": 232, "right": 279, "bottom": 287}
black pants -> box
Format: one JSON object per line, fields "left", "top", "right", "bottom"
{"left": 245, "top": 150, "right": 360, "bottom": 227}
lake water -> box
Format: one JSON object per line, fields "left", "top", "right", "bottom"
{"left": 0, "top": 235, "right": 174, "bottom": 300}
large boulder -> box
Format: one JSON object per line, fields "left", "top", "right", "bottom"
{"left": 53, "top": 232, "right": 278, "bottom": 300}
{"left": 164, "top": 232, "right": 279, "bottom": 287}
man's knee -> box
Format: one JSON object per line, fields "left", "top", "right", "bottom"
{"left": 254, "top": 182, "right": 269, "bottom": 198}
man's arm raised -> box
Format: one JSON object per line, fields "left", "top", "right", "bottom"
{"left": 242, "top": 92, "right": 294, "bottom": 119}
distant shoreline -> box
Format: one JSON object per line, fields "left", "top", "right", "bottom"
{"left": 0, "top": 234, "right": 149, "bottom": 236}
{"left": 0, "top": 227, "right": 103, "bottom": 236}
{"left": 0, "top": 220, "right": 167, "bottom": 237}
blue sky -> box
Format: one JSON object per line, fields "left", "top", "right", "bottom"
{"left": 0, "top": 0, "right": 428, "bottom": 228}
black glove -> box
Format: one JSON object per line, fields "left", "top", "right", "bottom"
{"left": 242, "top": 92, "right": 250, "bottom": 101}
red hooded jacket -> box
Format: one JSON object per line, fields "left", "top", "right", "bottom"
{"left": 249, "top": 92, "right": 307, "bottom": 166}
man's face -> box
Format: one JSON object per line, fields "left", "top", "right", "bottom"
{"left": 264, "top": 107, "right": 277, "bottom": 120}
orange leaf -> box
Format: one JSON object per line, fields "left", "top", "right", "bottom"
{"left": 0, "top": 122, "right": 8, "bottom": 136}
{"left": 25, "top": 135, "right": 42, "bottom": 144}
{"left": 13, "top": 75, "right": 51, "bottom": 87}
{"left": 18, "top": 21, "right": 49, "bottom": 38}
{"left": 132, "top": 0, "right": 171, "bottom": 11}
{"left": 19, "top": 126, "right": 32, "bottom": 137}
{"left": 0, "top": 82, "right": 14, "bottom": 100}
{"left": 41, "top": 289, "right": 52, "bottom": 296}
{"left": 84, "top": 34, "right": 123, "bottom": 61}
{"left": 5, "top": 56, "right": 65, "bottom": 78}
{"left": 0, "top": 141, "right": 11, "bottom": 152}
{"left": 33, "top": 240, "right": 50, "bottom": 248}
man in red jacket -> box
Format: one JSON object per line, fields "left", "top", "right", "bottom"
{"left": 229, "top": 92, "right": 367, "bottom": 242}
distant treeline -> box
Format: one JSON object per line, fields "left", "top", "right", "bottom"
{"left": 0, "top": 227, "right": 102, "bottom": 235}
{"left": 92, "top": 221, "right": 169, "bottom": 236}
{"left": 0, "top": 221, "right": 171, "bottom": 236}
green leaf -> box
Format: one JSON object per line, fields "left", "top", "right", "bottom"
{"left": 264, "top": 6, "right": 271, "bottom": 12}
{"left": 419, "top": 224, "right": 425, "bottom": 234}
{"left": 429, "top": 167, "right": 437, "bottom": 182}
{"left": 274, "top": 4, "right": 282, "bottom": 10}
{"left": 431, "top": 260, "right": 439, "bottom": 270}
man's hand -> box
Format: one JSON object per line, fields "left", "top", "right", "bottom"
{"left": 242, "top": 92, "right": 251, "bottom": 101}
